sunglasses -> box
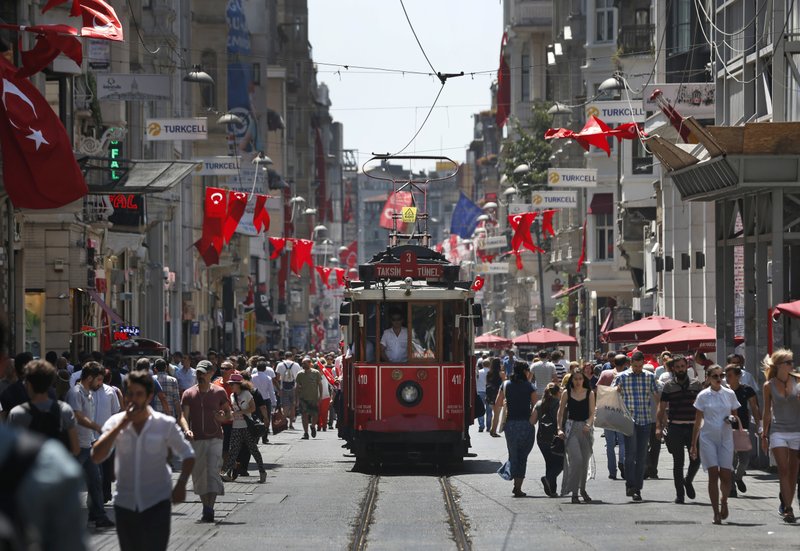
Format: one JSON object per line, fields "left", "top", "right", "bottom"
{"left": 221, "top": 367, "right": 233, "bottom": 371}
{"left": 709, "top": 374, "right": 722, "bottom": 380}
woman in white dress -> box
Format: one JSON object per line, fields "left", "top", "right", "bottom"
{"left": 690, "top": 365, "right": 742, "bottom": 524}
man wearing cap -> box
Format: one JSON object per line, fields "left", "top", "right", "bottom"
{"left": 181, "top": 360, "right": 232, "bottom": 522}
{"left": 296, "top": 356, "right": 323, "bottom": 440}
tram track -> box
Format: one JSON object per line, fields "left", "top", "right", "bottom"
{"left": 349, "top": 474, "right": 472, "bottom": 551}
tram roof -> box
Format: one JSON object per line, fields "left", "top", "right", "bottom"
{"left": 345, "top": 282, "right": 473, "bottom": 302}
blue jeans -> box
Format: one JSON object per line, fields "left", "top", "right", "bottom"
{"left": 604, "top": 429, "right": 626, "bottom": 476}
{"left": 477, "top": 391, "right": 492, "bottom": 429}
{"left": 77, "top": 447, "right": 107, "bottom": 521}
{"left": 624, "top": 423, "right": 652, "bottom": 492}
{"left": 504, "top": 419, "right": 535, "bottom": 479}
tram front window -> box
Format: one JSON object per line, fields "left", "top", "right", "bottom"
{"left": 410, "top": 304, "right": 437, "bottom": 360}
{"left": 380, "top": 307, "right": 413, "bottom": 363}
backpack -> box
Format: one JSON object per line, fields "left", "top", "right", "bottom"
{"left": 0, "top": 429, "right": 44, "bottom": 550}
{"left": 278, "top": 362, "right": 296, "bottom": 390}
{"left": 20, "top": 401, "right": 71, "bottom": 451}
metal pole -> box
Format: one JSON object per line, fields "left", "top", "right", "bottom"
{"left": 536, "top": 219, "right": 546, "bottom": 328}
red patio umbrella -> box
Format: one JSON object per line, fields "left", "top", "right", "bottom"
{"left": 512, "top": 328, "right": 577, "bottom": 347}
{"left": 637, "top": 323, "right": 717, "bottom": 354}
{"left": 474, "top": 334, "right": 512, "bottom": 349}
{"left": 603, "top": 315, "right": 688, "bottom": 343}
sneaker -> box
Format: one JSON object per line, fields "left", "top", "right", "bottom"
{"left": 632, "top": 492, "right": 642, "bottom": 502}
{"left": 311, "top": 426, "right": 317, "bottom": 438}
{"left": 674, "top": 496, "right": 685, "bottom": 504}
{"left": 736, "top": 479, "right": 747, "bottom": 493}
{"left": 94, "top": 518, "right": 115, "bottom": 529}
{"left": 685, "top": 480, "right": 696, "bottom": 500}
{"left": 302, "top": 433, "right": 309, "bottom": 440}
{"left": 618, "top": 462, "right": 625, "bottom": 479}
{"left": 608, "top": 473, "right": 617, "bottom": 480}
{"left": 541, "top": 476, "right": 553, "bottom": 497}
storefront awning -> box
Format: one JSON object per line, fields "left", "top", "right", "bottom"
{"left": 589, "top": 193, "right": 614, "bottom": 215}
{"left": 86, "top": 289, "right": 125, "bottom": 324}
{"left": 79, "top": 156, "right": 199, "bottom": 195}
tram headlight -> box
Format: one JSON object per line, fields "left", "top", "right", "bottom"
{"left": 396, "top": 381, "right": 423, "bottom": 407}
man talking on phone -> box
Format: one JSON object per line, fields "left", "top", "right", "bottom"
{"left": 92, "top": 370, "right": 195, "bottom": 551}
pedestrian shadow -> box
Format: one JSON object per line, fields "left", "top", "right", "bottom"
{"left": 723, "top": 522, "right": 767, "bottom": 527}
{"left": 214, "top": 521, "right": 248, "bottom": 526}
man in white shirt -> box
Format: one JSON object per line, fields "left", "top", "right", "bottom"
{"left": 93, "top": 370, "right": 121, "bottom": 504}
{"left": 476, "top": 356, "right": 490, "bottom": 432}
{"left": 252, "top": 360, "right": 276, "bottom": 442}
{"left": 530, "top": 350, "right": 557, "bottom": 388}
{"left": 276, "top": 352, "right": 301, "bottom": 429}
{"left": 92, "top": 370, "right": 195, "bottom": 551}
{"left": 381, "top": 310, "right": 410, "bottom": 363}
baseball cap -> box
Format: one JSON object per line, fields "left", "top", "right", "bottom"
{"left": 196, "top": 360, "right": 213, "bottom": 374}
{"left": 302, "top": 355, "right": 312, "bottom": 363}
{"left": 226, "top": 373, "right": 244, "bottom": 384}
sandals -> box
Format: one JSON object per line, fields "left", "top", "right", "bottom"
{"left": 784, "top": 507, "right": 796, "bottom": 523}
{"left": 580, "top": 490, "right": 593, "bottom": 503}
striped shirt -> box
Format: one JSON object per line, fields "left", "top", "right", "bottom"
{"left": 154, "top": 372, "right": 181, "bottom": 418}
{"left": 613, "top": 369, "right": 658, "bottom": 425}
{"left": 660, "top": 378, "right": 703, "bottom": 423}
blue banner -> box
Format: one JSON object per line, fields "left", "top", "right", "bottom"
{"left": 226, "top": 0, "right": 261, "bottom": 153}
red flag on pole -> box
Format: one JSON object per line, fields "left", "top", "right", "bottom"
{"left": 194, "top": 187, "right": 227, "bottom": 266}
{"left": 290, "top": 238, "right": 313, "bottom": 275}
{"left": 222, "top": 191, "right": 248, "bottom": 243}
{"left": 541, "top": 210, "right": 556, "bottom": 238}
{"left": 16, "top": 25, "right": 82, "bottom": 78}
{"left": 338, "top": 240, "right": 358, "bottom": 268}
{"left": 577, "top": 218, "right": 588, "bottom": 273}
{"left": 74, "top": 0, "right": 124, "bottom": 41}
{"left": 508, "top": 213, "right": 543, "bottom": 253}
{"left": 0, "top": 57, "right": 87, "bottom": 209}
{"left": 268, "top": 237, "right": 286, "bottom": 259}
{"left": 315, "top": 265, "right": 333, "bottom": 289}
{"left": 334, "top": 267, "right": 346, "bottom": 287}
{"left": 253, "top": 194, "right": 271, "bottom": 233}
{"left": 495, "top": 32, "right": 510, "bottom": 129}
{"left": 471, "top": 276, "right": 485, "bottom": 292}
{"left": 379, "top": 191, "right": 413, "bottom": 230}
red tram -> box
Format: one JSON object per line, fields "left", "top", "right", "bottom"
{"left": 339, "top": 157, "right": 482, "bottom": 468}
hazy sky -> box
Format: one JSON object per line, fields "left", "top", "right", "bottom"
{"left": 308, "top": 0, "right": 503, "bottom": 172}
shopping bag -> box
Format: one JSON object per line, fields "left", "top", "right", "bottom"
{"left": 497, "top": 460, "right": 512, "bottom": 481}
{"left": 733, "top": 427, "right": 752, "bottom": 452}
{"left": 271, "top": 410, "right": 288, "bottom": 435}
{"left": 594, "top": 385, "right": 634, "bottom": 436}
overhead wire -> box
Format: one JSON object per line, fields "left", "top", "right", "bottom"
{"left": 399, "top": 0, "right": 438, "bottom": 76}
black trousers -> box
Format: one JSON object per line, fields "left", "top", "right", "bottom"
{"left": 646, "top": 423, "right": 662, "bottom": 477}
{"left": 115, "top": 499, "right": 171, "bottom": 551}
{"left": 665, "top": 423, "right": 700, "bottom": 498}
{"left": 101, "top": 451, "right": 115, "bottom": 502}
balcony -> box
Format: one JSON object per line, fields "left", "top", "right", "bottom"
{"left": 509, "top": 0, "right": 552, "bottom": 31}
{"left": 618, "top": 25, "right": 654, "bottom": 56}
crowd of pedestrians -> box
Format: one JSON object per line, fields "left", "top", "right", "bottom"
{"left": 0, "top": 329, "right": 345, "bottom": 551}
{"left": 483, "top": 346, "right": 799, "bottom": 525}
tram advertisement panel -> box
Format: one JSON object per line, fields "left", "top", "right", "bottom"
{"left": 354, "top": 365, "right": 377, "bottom": 430}
{"left": 442, "top": 366, "right": 465, "bottom": 425}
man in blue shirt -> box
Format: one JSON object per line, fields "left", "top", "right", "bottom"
{"left": 502, "top": 349, "right": 516, "bottom": 378}
{"left": 613, "top": 350, "right": 659, "bottom": 502}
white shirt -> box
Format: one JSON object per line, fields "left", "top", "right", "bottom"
{"left": 251, "top": 370, "right": 277, "bottom": 403}
{"left": 69, "top": 370, "right": 81, "bottom": 388}
{"left": 276, "top": 361, "right": 301, "bottom": 383}
{"left": 102, "top": 410, "right": 194, "bottom": 512}
{"left": 476, "top": 367, "right": 488, "bottom": 393}
{"left": 66, "top": 383, "right": 96, "bottom": 448}
{"left": 93, "top": 383, "right": 121, "bottom": 427}
{"left": 381, "top": 327, "right": 408, "bottom": 362}
{"left": 694, "top": 386, "right": 742, "bottom": 432}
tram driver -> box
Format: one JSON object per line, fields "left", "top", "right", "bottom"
{"left": 380, "top": 307, "right": 426, "bottom": 363}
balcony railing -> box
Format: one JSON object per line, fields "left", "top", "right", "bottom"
{"left": 619, "top": 25, "right": 654, "bottom": 55}
{"left": 510, "top": 0, "right": 553, "bottom": 29}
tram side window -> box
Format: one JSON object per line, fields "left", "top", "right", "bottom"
{"left": 410, "top": 304, "right": 437, "bottom": 360}
{"left": 362, "top": 302, "right": 377, "bottom": 362}
{"left": 442, "top": 302, "right": 458, "bottom": 363}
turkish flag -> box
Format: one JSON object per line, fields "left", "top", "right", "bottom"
{"left": 315, "top": 265, "right": 333, "bottom": 289}
{"left": 611, "top": 122, "right": 641, "bottom": 141}
{"left": 334, "top": 267, "right": 346, "bottom": 287}
{"left": 338, "top": 240, "right": 358, "bottom": 268}
{"left": 577, "top": 218, "right": 588, "bottom": 273}
{"left": 17, "top": 25, "right": 82, "bottom": 78}
{"left": 194, "top": 187, "right": 227, "bottom": 266}
{"left": 471, "top": 276, "right": 485, "bottom": 292}
{"left": 75, "top": 0, "right": 124, "bottom": 41}
{"left": 194, "top": 239, "right": 220, "bottom": 267}
{"left": 541, "top": 210, "right": 557, "bottom": 238}
{"left": 0, "top": 57, "right": 87, "bottom": 209}
{"left": 222, "top": 191, "right": 248, "bottom": 243}
{"left": 253, "top": 194, "right": 271, "bottom": 233}
{"left": 268, "top": 237, "right": 286, "bottom": 260}
{"left": 495, "top": 32, "right": 510, "bottom": 129}
{"left": 290, "top": 238, "right": 313, "bottom": 275}
{"left": 512, "top": 250, "right": 523, "bottom": 270}
{"left": 379, "top": 191, "right": 413, "bottom": 230}
{"left": 508, "top": 213, "right": 542, "bottom": 253}
{"left": 319, "top": 362, "right": 337, "bottom": 387}
{"left": 575, "top": 115, "right": 612, "bottom": 155}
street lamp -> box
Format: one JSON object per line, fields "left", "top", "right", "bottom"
{"left": 183, "top": 64, "right": 214, "bottom": 85}
{"left": 547, "top": 102, "right": 572, "bottom": 116}
{"left": 598, "top": 74, "right": 624, "bottom": 93}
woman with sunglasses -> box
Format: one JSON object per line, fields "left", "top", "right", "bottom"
{"left": 761, "top": 348, "right": 800, "bottom": 522}
{"left": 690, "top": 365, "right": 742, "bottom": 524}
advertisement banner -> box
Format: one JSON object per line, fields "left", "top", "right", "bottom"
{"left": 145, "top": 118, "right": 207, "bottom": 141}
{"left": 584, "top": 100, "right": 646, "bottom": 124}
{"left": 97, "top": 74, "right": 171, "bottom": 101}
{"left": 195, "top": 156, "right": 242, "bottom": 176}
{"left": 641, "top": 83, "right": 715, "bottom": 119}
{"left": 475, "top": 262, "right": 510, "bottom": 274}
{"left": 509, "top": 191, "right": 578, "bottom": 212}
{"left": 547, "top": 168, "right": 598, "bottom": 188}
{"left": 225, "top": 0, "right": 261, "bottom": 154}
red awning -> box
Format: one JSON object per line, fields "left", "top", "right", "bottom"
{"left": 512, "top": 328, "right": 577, "bottom": 347}
{"left": 589, "top": 193, "right": 614, "bottom": 215}
{"left": 603, "top": 315, "right": 689, "bottom": 343}
{"left": 637, "top": 323, "right": 717, "bottom": 353}
{"left": 87, "top": 289, "right": 124, "bottom": 324}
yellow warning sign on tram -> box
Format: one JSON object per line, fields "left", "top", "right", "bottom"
{"left": 401, "top": 207, "right": 417, "bottom": 223}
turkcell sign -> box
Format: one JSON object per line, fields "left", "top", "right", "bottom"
{"left": 508, "top": 191, "right": 578, "bottom": 212}
{"left": 195, "top": 156, "right": 242, "bottom": 176}
{"left": 145, "top": 118, "right": 208, "bottom": 141}
{"left": 585, "top": 100, "right": 646, "bottom": 124}
{"left": 547, "top": 168, "right": 598, "bottom": 188}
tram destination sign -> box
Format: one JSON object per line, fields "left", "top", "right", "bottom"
{"left": 373, "top": 263, "right": 443, "bottom": 279}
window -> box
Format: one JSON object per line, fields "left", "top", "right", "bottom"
{"left": 631, "top": 137, "right": 653, "bottom": 174}
{"left": 200, "top": 50, "right": 217, "bottom": 109}
{"left": 595, "top": 0, "right": 616, "bottom": 43}
{"left": 521, "top": 53, "right": 530, "bottom": 102}
{"left": 410, "top": 304, "right": 438, "bottom": 360}
{"left": 595, "top": 213, "right": 614, "bottom": 260}
{"left": 673, "top": 0, "right": 692, "bottom": 54}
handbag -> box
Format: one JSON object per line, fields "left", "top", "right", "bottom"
{"left": 271, "top": 410, "right": 288, "bottom": 435}
{"left": 550, "top": 434, "right": 565, "bottom": 456}
{"left": 244, "top": 414, "right": 266, "bottom": 439}
{"left": 733, "top": 427, "right": 752, "bottom": 452}
{"left": 593, "top": 385, "right": 635, "bottom": 436}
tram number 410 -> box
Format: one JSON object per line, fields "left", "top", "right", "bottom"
{"left": 451, "top": 375, "right": 462, "bottom": 385}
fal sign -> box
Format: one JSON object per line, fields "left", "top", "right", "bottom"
{"left": 145, "top": 118, "right": 208, "bottom": 141}
{"left": 585, "top": 100, "right": 646, "bottom": 124}
{"left": 547, "top": 168, "right": 598, "bottom": 188}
